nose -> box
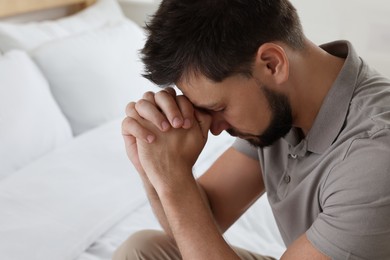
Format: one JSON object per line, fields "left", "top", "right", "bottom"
{"left": 209, "top": 112, "right": 230, "bottom": 136}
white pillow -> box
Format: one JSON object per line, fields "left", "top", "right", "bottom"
{"left": 0, "top": 50, "right": 72, "bottom": 179}
{"left": 0, "top": 0, "right": 125, "bottom": 52}
{"left": 32, "top": 20, "right": 157, "bottom": 135}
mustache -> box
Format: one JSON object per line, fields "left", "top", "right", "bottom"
{"left": 226, "top": 128, "right": 265, "bottom": 147}
{"left": 226, "top": 128, "right": 257, "bottom": 139}
{"left": 226, "top": 128, "right": 239, "bottom": 137}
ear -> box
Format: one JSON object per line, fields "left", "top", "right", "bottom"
{"left": 254, "top": 43, "right": 289, "bottom": 85}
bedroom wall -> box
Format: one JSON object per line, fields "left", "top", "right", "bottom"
{"left": 292, "top": 0, "right": 390, "bottom": 77}
{"left": 2, "top": 0, "right": 388, "bottom": 77}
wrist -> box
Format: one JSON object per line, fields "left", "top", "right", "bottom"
{"left": 152, "top": 166, "right": 195, "bottom": 197}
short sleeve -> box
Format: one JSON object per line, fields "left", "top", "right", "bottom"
{"left": 306, "top": 130, "right": 390, "bottom": 259}
{"left": 232, "top": 138, "right": 259, "bottom": 160}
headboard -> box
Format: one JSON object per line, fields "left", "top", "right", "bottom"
{"left": 0, "top": 0, "right": 96, "bottom": 18}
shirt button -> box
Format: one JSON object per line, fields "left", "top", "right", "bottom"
{"left": 284, "top": 175, "right": 291, "bottom": 183}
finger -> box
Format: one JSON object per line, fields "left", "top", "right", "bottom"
{"left": 125, "top": 101, "right": 137, "bottom": 118}
{"left": 122, "top": 116, "right": 155, "bottom": 143}
{"left": 135, "top": 99, "right": 170, "bottom": 132}
{"left": 127, "top": 101, "right": 166, "bottom": 131}
{"left": 194, "top": 109, "right": 212, "bottom": 140}
{"left": 176, "top": 95, "right": 195, "bottom": 129}
{"left": 162, "top": 87, "right": 176, "bottom": 97}
{"left": 155, "top": 90, "right": 184, "bottom": 128}
{"left": 142, "top": 91, "right": 157, "bottom": 105}
{"left": 143, "top": 91, "right": 171, "bottom": 131}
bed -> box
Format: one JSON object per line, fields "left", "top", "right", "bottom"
{"left": 0, "top": 0, "right": 286, "bottom": 259}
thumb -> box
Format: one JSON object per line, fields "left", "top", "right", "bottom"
{"left": 194, "top": 109, "right": 212, "bottom": 140}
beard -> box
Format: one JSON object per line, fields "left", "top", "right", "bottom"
{"left": 226, "top": 85, "right": 293, "bottom": 148}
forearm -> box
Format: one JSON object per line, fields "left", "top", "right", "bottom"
{"left": 156, "top": 173, "right": 240, "bottom": 260}
{"left": 141, "top": 174, "right": 214, "bottom": 239}
{"left": 140, "top": 175, "right": 174, "bottom": 237}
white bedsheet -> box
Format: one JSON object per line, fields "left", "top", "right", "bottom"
{"left": 0, "top": 119, "right": 145, "bottom": 260}
{"left": 0, "top": 118, "right": 285, "bottom": 260}
{"left": 75, "top": 124, "right": 286, "bottom": 259}
{"left": 77, "top": 196, "right": 286, "bottom": 260}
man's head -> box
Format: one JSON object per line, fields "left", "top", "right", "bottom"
{"left": 141, "top": 0, "right": 304, "bottom": 86}
{"left": 141, "top": 0, "right": 303, "bottom": 147}
{"left": 175, "top": 72, "right": 293, "bottom": 148}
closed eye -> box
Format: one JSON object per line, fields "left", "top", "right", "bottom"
{"left": 213, "top": 107, "right": 225, "bottom": 113}
{"left": 193, "top": 104, "right": 224, "bottom": 114}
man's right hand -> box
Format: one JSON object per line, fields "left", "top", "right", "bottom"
{"left": 121, "top": 87, "right": 196, "bottom": 174}
{"left": 121, "top": 88, "right": 199, "bottom": 237}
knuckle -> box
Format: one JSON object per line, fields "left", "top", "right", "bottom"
{"left": 176, "top": 95, "right": 190, "bottom": 104}
{"left": 121, "top": 118, "right": 127, "bottom": 131}
{"left": 121, "top": 117, "right": 133, "bottom": 133}
{"left": 126, "top": 101, "right": 136, "bottom": 109}
{"left": 125, "top": 102, "right": 136, "bottom": 116}
{"left": 164, "top": 87, "right": 177, "bottom": 96}
{"left": 142, "top": 91, "right": 155, "bottom": 100}
{"left": 177, "top": 96, "right": 193, "bottom": 111}
{"left": 122, "top": 116, "right": 135, "bottom": 126}
{"left": 156, "top": 92, "right": 179, "bottom": 109}
{"left": 154, "top": 90, "right": 170, "bottom": 100}
{"left": 122, "top": 117, "right": 144, "bottom": 137}
{"left": 135, "top": 99, "right": 150, "bottom": 109}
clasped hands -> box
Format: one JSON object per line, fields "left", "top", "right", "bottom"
{"left": 121, "top": 88, "right": 212, "bottom": 193}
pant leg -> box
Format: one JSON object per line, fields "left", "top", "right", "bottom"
{"left": 112, "top": 230, "right": 276, "bottom": 260}
{"left": 113, "top": 230, "right": 181, "bottom": 260}
{"left": 232, "top": 246, "right": 276, "bottom": 260}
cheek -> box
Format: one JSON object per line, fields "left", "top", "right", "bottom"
{"left": 230, "top": 102, "right": 271, "bottom": 133}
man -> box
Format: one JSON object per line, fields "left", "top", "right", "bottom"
{"left": 116, "top": 0, "right": 390, "bottom": 259}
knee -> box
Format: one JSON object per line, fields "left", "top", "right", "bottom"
{"left": 112, "top": 230, "right": 179, "bottom": 260}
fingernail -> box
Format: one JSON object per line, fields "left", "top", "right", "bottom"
{"left": 172, "top": 117, "right": 183, "bottom": 128}
{"left": 146, "top": 135, "right": 155, "bottom": 143}
{"left": 161, "top": 121, "right": 170, "bottom": 131}
{"left": 183, "top": 119, "right": 191, "bottom": 129}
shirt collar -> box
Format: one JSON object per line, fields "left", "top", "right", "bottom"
{"left": 285, "top": 40, "right": 362, "bottom": 154}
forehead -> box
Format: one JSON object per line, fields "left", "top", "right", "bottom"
{"left": 176, "top": 73, "right": 225, "bottom": 108}
{"left": 177, "top": 72, "right": 257, "bottom": 109}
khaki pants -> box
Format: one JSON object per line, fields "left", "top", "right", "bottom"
{"left": 113, "top": 230, "right": 276, "bottom": 260}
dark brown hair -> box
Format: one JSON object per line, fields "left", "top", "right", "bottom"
{"left": 141, "top": 0, "right": 304, "bottom": 86}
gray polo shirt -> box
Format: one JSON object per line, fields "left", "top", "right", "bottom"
{"left": 233, "top": 41, "right": 390, "bottom": 260}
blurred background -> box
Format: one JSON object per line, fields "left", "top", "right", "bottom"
{"left": 119, "top": 0, "right": 390, "bottom": 78}
{"left": 1, "top": 0, "right": 389, "bottom": 77}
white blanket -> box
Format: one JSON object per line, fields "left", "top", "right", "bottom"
{"left": 0, "top": 119, "right": 145, "bottom": 260}
{"left": 0, "top": 118, "right": 285, "bottom": 260}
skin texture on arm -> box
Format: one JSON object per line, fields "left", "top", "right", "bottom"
{"left": 121, "top": 89, "right": 196, "bottom": 237}
{"left": 282, "top": 234, "right": 330, "bottom": 260}
{"left": 122, "top": 101, "right": 173, "bottom": 237}
{"left": 134, "top": 109, "right": 241, "bottom": 259}
{"left": 197, "top": 147, "right": 265, "bottom": 233}
{"left": 123, "top": 90, "right": 261, "bottom": 259}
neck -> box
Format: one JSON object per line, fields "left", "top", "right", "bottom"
{"left": 288, "top": 39, "right": 345, "bottom": 135}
